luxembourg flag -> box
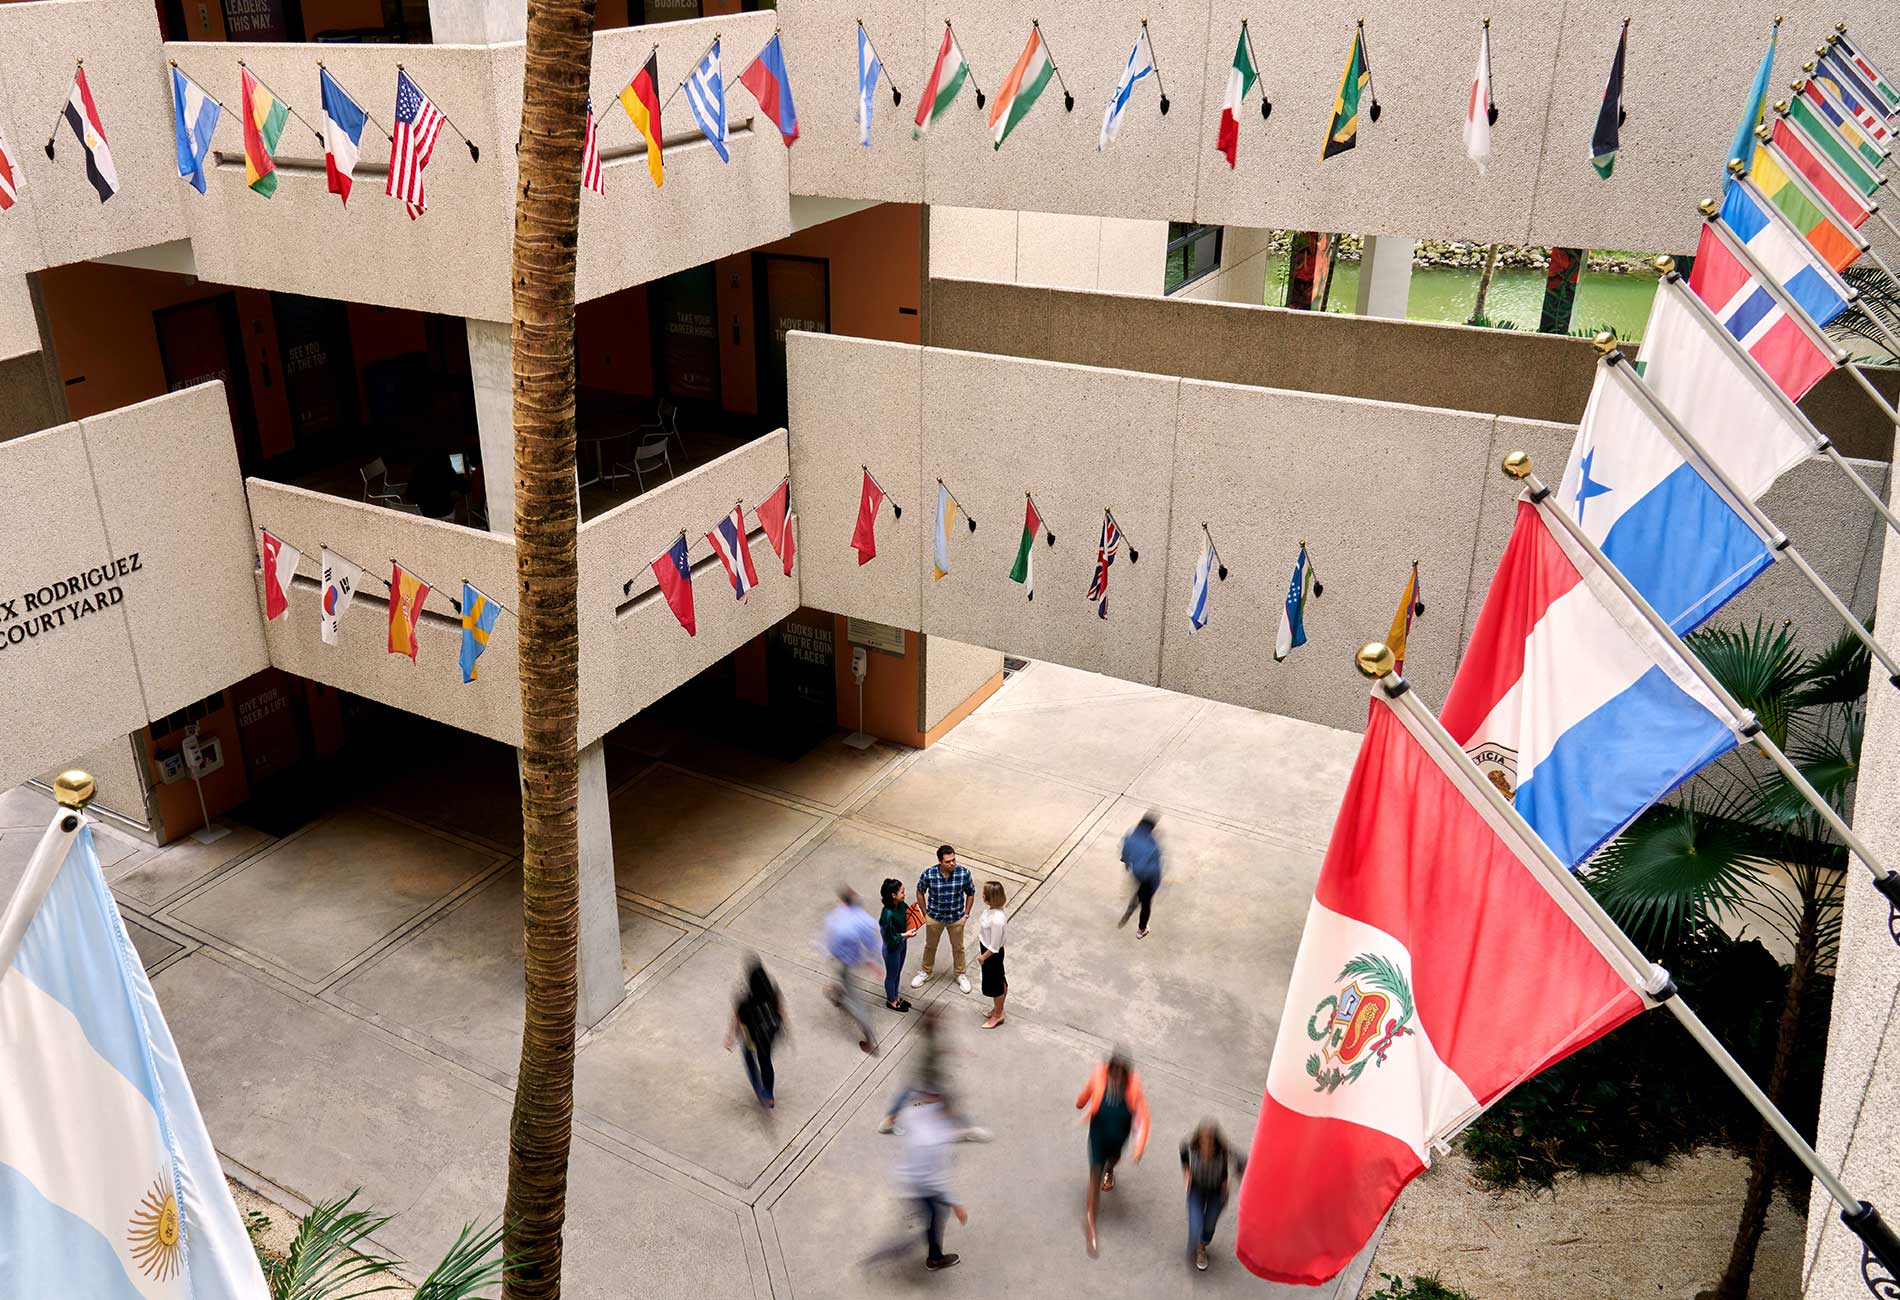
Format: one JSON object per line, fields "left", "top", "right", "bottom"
{"left": 1688, "top": 207, "right": 1837, "bottom": 402}
{"left": 708, "top": 504, "right": 759, "bottom": 601}
{"left": 1440, "top": 497, "right": 1740, "bottom": 867}
{"left": 318, "top": 68, "right": 366, "bottom": 205}
{"left": 0, "top": 815, "right": 269, "bottom": 1298}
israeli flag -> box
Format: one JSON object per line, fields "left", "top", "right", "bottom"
{"left": 1099, "top": 28, "right": 1156, "bottom": 150}
{"left": 857, "top": 25, "right": 882, "bottom": 147}
{"left": 0, "top": 817, "right": 267, "bottom": 1298}
{"left": 1186, "top": 534, "right": 1213, "bottom": 633}
{"left": 686, "top": 38, "right": 730, "bottom": 163}
{"left": 170, "top": 66, "right": 219, "bottom": 195}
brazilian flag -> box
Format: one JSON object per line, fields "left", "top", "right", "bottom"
{"left": 1322, "top": 25, "right": 1374, "bottom": 161}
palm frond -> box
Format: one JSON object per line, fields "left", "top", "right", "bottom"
{"left": 412, "top": 1219, "right": 510, "bottom": 1300}
{"left": 1587, "top": 793, "right": 1775, "bottom": 951}
{"left": 1791, "top": 629, "right": 1872, "bottom": 713}
{"left": 1687, "top": 619, "right": 1801, "bottom": 748}
{"left": 269, "top": 1192, "right": 404, "bottom": 1300}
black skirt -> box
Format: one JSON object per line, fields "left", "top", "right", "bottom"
{"left": 981, "top": 945, "right": 1007, "bottom": 997}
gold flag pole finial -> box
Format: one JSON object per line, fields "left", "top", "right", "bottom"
{"left": 1502, "top": 450, "right": 1533, "bottom": 480}
{"left": 1652, "top": 255, "right": 1676, "bottom": 275}
{"left": 53, "top": 770, "right": 95, "bottom": 809}
{"left": 1698, "top": 197, "right": 1722, "bottom": 216}
{"left": 1591, "top": 330, "right": 1621, "bottom": 356}
{"left": 1355, "top": 642, "right": 1396, "bottom": 679}
{"left": 1727, "top": 158, "right": 1747, "bottom": 176}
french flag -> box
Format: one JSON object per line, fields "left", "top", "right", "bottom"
{"left": 1688, "top": 187, "right": 1842, "bottom": 402}
{"left": 708, "top": 505, "right": 760, "bottom": 601}
{"left": 1440, "top": 499, "right": 1739, "bottom": 868}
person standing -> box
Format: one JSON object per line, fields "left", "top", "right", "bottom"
{"left": 723, "top": 958, "right": 785, "bottom": 1109}
{"left": 976, "top": 881, "right": 1009, "bottom": 1030}
{"left": 822, "top": 885, "right": 882, "bottom": 1054}
{"left": 897, "top": 1089, "right": 968, "bottom": 1271}
{"left": 911, "top": 845, "right": 976, "bottom": 994}
{"left": 1117, "top": 812, "right": 1164, "bottom": 938}
{"left": 1180, "top": 1119, "right": 1246, "bottom": 1271}
{"left": 1075, "top": 1052, "right": 1149, "bottom": 1258}
{"left": 879, "top": 878, "right": 918, "bottom": 1012}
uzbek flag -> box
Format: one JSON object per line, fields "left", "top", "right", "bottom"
{"left": 1321, "top": 25, "right": 1371, "bottom": 161}
{"left": 240, "top": 66, "right": 288, "bottom": 197}
{"left": 1009, "top": 495, "right": 1043, "bottom": 601}
{"left": 914, "top": 24, "right": 970, "bottom": 139}
{"left": 387, "top": 563, "right": 430, "bottom": 662}
{"left": 990, "top": 25, "right": 1056, "bottom": 150}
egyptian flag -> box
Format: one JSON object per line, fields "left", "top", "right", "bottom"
{"left": 1590, "top": 23, "right": 1627, "bottom": 178}
{"left": 57, "top": 68, "right": 118, "bottom": 203}
{"left": 619, "top": 51, "right": 664, "bottom": 188}
{"left": 757, "top": 478, "right": 797, "bottom": 575}
{"left": 260, "top": 530, "right": 301, "bottom": 622}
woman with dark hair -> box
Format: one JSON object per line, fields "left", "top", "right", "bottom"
{"left": 1180, "top": 1118, "right": 1246, "bottom": 1271}
{"left": 879, "top": 878, "right": 918, "bottom": 1012}
{"left": 724, "top": 958, "right": 785, "bottom": 1109}
{"left": 1075, "top": 1051, "right": 1149, "bottom": 1257}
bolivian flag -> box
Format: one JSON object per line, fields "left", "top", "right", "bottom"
{"left": 240, "top": 66, "right": 288, "bottom": 197}
{"left": 1321, "top": 25, "right": 1371, "bottom": 161}
{"left": 620, "top": 51, "right": 663, "bottom": 187}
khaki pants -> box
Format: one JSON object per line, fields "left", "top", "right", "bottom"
{"left": 920, "top": 916, "right": 967, "bottom": 976}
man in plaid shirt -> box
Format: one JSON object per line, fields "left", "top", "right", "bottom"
{"left": 911, "top": 844, "right": 976, "bottom": 994}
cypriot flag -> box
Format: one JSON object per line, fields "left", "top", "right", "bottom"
{"left": 0, "top": 814, "right": 268, "bottom": 1297}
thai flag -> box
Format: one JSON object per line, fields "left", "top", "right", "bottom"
{"left": 708, "top": 504, "right": 759, "bottom": 601}
{"left": 1689, "top": 206, "right": 1837, "bottom": 402}
{"left": 1441, "top": 498, "right": 1739, "bottom": 867}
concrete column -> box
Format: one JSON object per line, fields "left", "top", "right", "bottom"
{"left": 1354, "top": 236, "right": 1415, "bottom": 319}
{"left": 465, "top": 317, "right": 514, "bottom": 536}
{"left": 426, "top": 0, "right": 523, "bottom": 44}
{"left": 575, "top": 738, "right": 625, "bottom": 1029}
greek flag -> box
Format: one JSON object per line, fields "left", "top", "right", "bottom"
{"left": 1100, "top": 28, "right": 1156, "bottom": 150}
{"left": 858, "top": 25, "right": 882, "bottom": 147}
{"left": 686, "top": 38, "right": 730, "bottom": 163}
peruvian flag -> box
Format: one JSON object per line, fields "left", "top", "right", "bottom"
{"left": 1235, "top": 691, "right": 1648, "bottom": 1285}
{"left": 1215, "top": 25, "right": 1257, "bottom": 168}
{"left": 259, "top": 529, "right": 302, "bottom": 622}
{"left": 757, "top": 478, "right": 796, "bottom": 576}
{"left": 851, "top": 470, "right": 886, "bottom": 566}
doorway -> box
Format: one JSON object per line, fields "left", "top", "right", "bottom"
{"left": 153, "top": 294, "right": 261, "bottom": 470}
{"left": 753, "top": 253, "right": 829, "bottom": 430}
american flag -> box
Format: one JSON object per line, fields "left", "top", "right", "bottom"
{"left": 1087, "top": 509, "right": 1122, "bottom": 618}
{"left": 386, "top": 69, "right": 444, "bottom": 219}
{"left": 581, "top": 98, "right": 604, "bottom": 195}
{"left": 0, "top": 126, "right": 16, "bottom": 211}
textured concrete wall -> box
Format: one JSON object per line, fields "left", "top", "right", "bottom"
{"left": 1179, "top": 226, "right": 1273, "bottom": 305}
{"left": 922, "top": 635, "right": 1002, "bottom": 732}
{"left": 929, "top": 207, "right": 1168, "bottom": 294}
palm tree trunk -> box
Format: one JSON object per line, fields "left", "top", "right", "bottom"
{"left": 1710, "top": 901, "right": 1820, "bottom": 1300}
{"left": 503, "top": 0, "right": 595, "bottom": 1294}
{"left": 1470, "top": 243, "right": 1500, "bottom": 323}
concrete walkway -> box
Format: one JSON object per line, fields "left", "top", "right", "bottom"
{"left": 4, "top": 662, "right": 1374, "bottom": 1298}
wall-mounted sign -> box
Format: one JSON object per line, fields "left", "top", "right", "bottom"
{"left": 219, "top": 0, "right": 292, "bottom": 41}
{"left": 846, "top": 617, "right": 906, "bottom": 658}
{"left": 0, "top": 554, "right": 142, "bottom": 650}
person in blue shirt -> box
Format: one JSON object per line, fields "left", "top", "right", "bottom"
{"left": 911, "top": 845, "right": 977, "bottom": 994}
{"left": 823, "top": 885, "right": 883, "bottom": 1055}
{"left": 1118, "top": 812, "right": 1164, "bottom": 938}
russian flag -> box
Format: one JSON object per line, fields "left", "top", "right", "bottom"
{"left": 708, "top": 505, "right": 760, "bottom": 601}
{"left": 1688, "top": 217, "right": 1836, "bottom": 402}
{"left": 738, "top": 33, "right": 799, "bottom": 146}
{"left": 1440, "top": 499, "right": 1739, "bottom": 868}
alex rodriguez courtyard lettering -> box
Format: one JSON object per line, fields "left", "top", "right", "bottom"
{"left": 0, "top": 554, "right": 142, "bottom": 649}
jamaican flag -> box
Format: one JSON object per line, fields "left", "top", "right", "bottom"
{"left": 1322, "top": 24, "right": 1375, "bottom": 161}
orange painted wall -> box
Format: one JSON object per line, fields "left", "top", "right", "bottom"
{"left": 830, "top": 616, "right": 924, "bottom": 746}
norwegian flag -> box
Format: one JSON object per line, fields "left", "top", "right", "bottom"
{"left": 708, "top": 505, "right": 760, "bottom": 601}
{"left": 0, "top": 126, "right": 16, "bottom": 211}
{"left": 386, "top": 69, "right": 445, "bottom": 219}
{"left": 1086, "top": 509, "right": 1122, "bottom": 619}
{"left": 581, "top": 98, "right": 604, "bottom": 195}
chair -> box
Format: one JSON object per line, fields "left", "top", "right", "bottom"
{"left": 611, "top": 431, "right": 674, "bottom": 493}
{"left": 639, "top": 399, "right": 684, "bottom": 459}
{"left": 360, "top": 457, "right": 409, "bottom": 506}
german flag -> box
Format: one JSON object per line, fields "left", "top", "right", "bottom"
{"left": 1321, "top": 24, "right": 1373, "bottom": 161}
{"left": 620, "top": 51, "right": 663, "bottom": 187}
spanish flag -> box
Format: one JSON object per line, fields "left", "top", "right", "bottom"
{"left": 1321, "top": 24, "right": 1373, "bottom": 161}
{"left": 388, "top": 562, "right": 431, "bottom": 663}
{"left": 1386, "top": 561, "right": 1424, "bottom": 675}
{"left": 240, "top": 66, "right": 288, "bottom": 197}
{"left": 620, "top": 51, "right": 663, "bottom": 188}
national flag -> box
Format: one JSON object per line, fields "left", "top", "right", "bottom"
{"left": 1099, "top": 26, "right": 1156, "bottom": 151}
{"left": 386, "top": 69, "right": 444, "bottom": 219}
{"left": 1759, "top": 119, "right": 1871, "bottom": 229}
{"left": 1234, "top": 681, "right": 1650, "bottom": 1283}
{"left": 1186, "top": 534, "right": 1214, "bottom": 634}
{"left": 851, "top": 470, "right": 886, "bottom": 565}
{"left": 1799, "top": 78, "right": 1884, "bottom": 169}
{"left": 1216, "top": 24, "right": 1257, "bottom": 168}
{"left": 239, "top": 67, "right": 288, "bottom": 198}
{"left": 708, "top": 504, "right": 759, "bottom": 600}
{"left": 1386, "top": 562, "right": 1422, "bottom": 673}
{"left": 1746, "top": 148, "right": 1861, "bottom": 271}
{"left": 1590, "top": 24, "right": 1627, "bottom": 178}
{"left": 686, "top": 38, "right": 730, "bottom": 163}
{"left": 1465, "top": 23, "right": 1493, "bottom": 175}
{"left": 652, "top": 534, "right": 696, "bottom": 635}
{"left": 990, "top": 25, "right": 1057, "bottom": 151}
{"left": 739, "top": 32, "right": 799, "bottom": 146}
{"left": 757, "top": 478, "right": 796, "bottom": 575}
{"left": 1689, "top": 216, "right": 1835, "bottom": 401}
{"left": 1714, "top": 178, "right": 1850, "bottom": 329}
{"left": 1724, "top": 24, "right": 1777, "bottom": 181}
{"left": 580, "top": 98, "right": 604, "bottom": 195}
{"left": 914, "top": 25, "right": 971, "bottom": 139}
{"left": 1321, "top": 26, "right": 1372, "bottom": 161}
{"left": 1086, "top": 509, "right": 1122, "bottom": 619}
{"left": 0, "top": 126, "right": 17, "bottom": 211}
{"left": 1836, "top": 31, "right": 1900, "bottom": 111}
{"left": 319, "top": 548, "right": 366, "bottom": 645}
{"left": 1274, "top": 544, "right": 1320, "bottom": 661}
{"left": 1817, "top": 51, "right": 1893, "bottom": 148}
{"left": 59, "top": 68, "right": 118, "bottom": 203}
{"left": 1785, "top": 95, "right": 1883, "bottom": 197}
{"left": 1440, "top": 497, "right": 1739, "bottom": 867}
{"left": 1009, "top": 495, "right": 1043, "bottom": 600}
{"left": 1821, "top": 43, "right": 1896, "bottom": 123}
{"left": 932, "top": 481, "right": 968, "bottom": 581}
{"left": 260, "top": 529, "right": 301, "bottom": 622}
{"left": 0, "top": 818, "right": 271, "bottom": 1300}
{"left": 170, "top": 67, "right": 219, "bottom": 196}
{"left": 387, "top": 563, "right": 430, "bottom": 662}
{"left": 318, "top": 67, "right": 366, "bottom": 205}
{"left": 459, "top": 581, "right": 500, "bottom": 683}
{"left": 857, "top": 26, "right": 883, "bottom": 147}
{"left": 620, "top": 52, "right": 664, "bottom": 188}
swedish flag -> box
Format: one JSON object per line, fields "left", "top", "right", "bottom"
{"left": 460, "top": 581, "right": 501, "bottom": 683}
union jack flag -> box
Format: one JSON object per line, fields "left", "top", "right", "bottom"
{"left": 386, "top": 69, "right": 444, "bottom": 220}
{"left": 1087, "top": 509, "right": 1122, "bottom": 619}
{"left": 581, "top": 98, "right": 604, "bottom": 195}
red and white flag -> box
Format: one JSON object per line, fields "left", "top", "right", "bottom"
{"left": 1464, "top": 23, "right": 1493, "bottom": 174}
{"left": 756, "top": 478, "right": 796, "bottom": 576}
{"left": 851, "top": 470, "right": 885, "bottom": 566}
{"left": 386, "top": 69, "right": 444, "bottom": 220}
{"left": 259, "top": 529, "right": 302, "bottom": 622}
{"left": 0, "top": 126, "right": 18, "bottom": 211}
{"left": 581, "top": 98, "right": 604, "bottom": 196}
{"left": 1234, "top": 691, "right": 1649, "bottom": 1285}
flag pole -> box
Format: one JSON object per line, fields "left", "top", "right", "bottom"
{"left": 1239, "top": 19, "right": 1271, "bottom": 120}
{"left": 862, "top": 464, "right": 902, "bottom": 518}
{"left": 660, "top": 31, "right": 723, "bottom": 115}
{"left": 1030, "top": 20, "right": 1076, "bottom": 113}
{"left": 43, "top": 60, "right": 80, "bottom": 161}
{"left": 856, "top": 21, "right": 903, "bottom": 106}
{"left": 317, "top": 61, "right": 397, "bottom": 143}
{"left": 0, "top": 774, "right": 91, "bottom": 983}
{"left": 1499, "top": 450, "right": 1900, "bottom": 925}
{"left": 1790, "top": 79, "right": 1888, "bottom": 175}
{"left": 167, "top": 62, "right": 231, "bottom": 117}
{"left": 945, "top": 21, "right": 986, "bottom": 110}
{"left": 1482, "top": 18, "right": 1498, "bottom": 124}
{"left": 1107, "top": 507, "right": 1139, "bottom": 562}
{"left": 1804, "top": 65, "right": 1892, "bottom": 164}
{"left": 1026, "top": 492, "right": 1055, "bottom": 545}
{"left": 396, "top": 64, "right": 481, "bottom": 161}
{"left": 1139, "top": 20, "right": 1170, "bottom": 115}
{"left": 625, "top": 528, "right": 692, "bottom": 598}
{"left": 1356, "top": 19, "right": 1382, "bottom": 123}
{"left": 936, "top": 478, "right": 977, "bottom": 531}
{"left": 1356, "top": 646, "right": 1900, "bottom": 1278}
{"left": 391, "top": 558, "right": 465, "bottom": 615}
{"left": 1202, "top": 523, "right": 1227, "bottom": 580}
{"left": 237, "top": 60, "right": 327, "bottom": 147}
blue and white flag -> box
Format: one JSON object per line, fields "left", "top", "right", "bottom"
{"left": 0, "top": 818, "right": 268, "bottom": 1298}
{"left": 1186, "top": 532, "right": 1214, "bottom": 633}
{"left": 1099, "top": 27, "right": 1157, "bottom": 150}
{"left": 857, "top": 25, "right": 882, "bottom": 147}
{"left": 1274, "top": 544, "right": 1319, "bottom": 662}
{"left": 686, "top": 37, "right": 730, "bottom": 163}
{"left": 170, "top": 66, "right": 219, "bottom": 195}
{"left": 318, "top": 67, "right": 367, "bottom": 205}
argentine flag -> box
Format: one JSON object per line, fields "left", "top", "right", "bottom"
{"left": 0, "top": 817, "right": 266, "bottom": 1298}
{"left": 857, "top": 25, "right": 882, "bottom": 147}
{"left": 170, "top": 66, "right": 219, "bottom": 195}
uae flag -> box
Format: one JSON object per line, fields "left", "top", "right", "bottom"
{"left": 1216, "top": 24, "right": 1258, "bottom": 168}
{"left": 259, "top": 529, "right": 301, "bottom": 622}
{"left": 914, "top": 24, "right": 971, "bottom": 139}
{"left": 57, "top": 68, "right": 118, "bottom": 203}
{"left": 1235, "top": 691, "right": 1648, "bottom": 1284}
{"left": 1008, "top": 495, "right": 1043, "bottom": 600}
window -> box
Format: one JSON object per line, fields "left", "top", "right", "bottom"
{"left": 1165, "top": 223, "right": 1223, "bottom": 295}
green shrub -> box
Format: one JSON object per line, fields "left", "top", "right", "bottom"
{"left": 1364, "top": 1273, "right": 1477, "bottom": 1300}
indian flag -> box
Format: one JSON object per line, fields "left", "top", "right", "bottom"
{"left": 240, "top": 66, "right": 288, "bottom": 197}
{"left": 990, "top": 25, "right": 1056, "bottom": 150}
{"left": 913, "top": 25, "right": 970, "bottom": 139}
{"left": 1009, "top": 495, "right": 1043, "bottom": 600}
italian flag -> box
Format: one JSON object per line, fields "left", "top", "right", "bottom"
{"left": 1217, "top": 24, "right": 1257, "bottom": 168}
{"left": 990, "top": 25, "right": 1056, "bottom": 150}
{"left": 241, "top": 67, "right": 288, "bottom": 197}
{"left": 1009, "top": 496, "right": 1042, "bottom": 600}
{"left": 913, "top": 25, "right": 970, "bottom": 139}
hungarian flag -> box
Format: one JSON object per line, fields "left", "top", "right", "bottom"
{"left": 757, "top": 478, "right": 796, "bottom": 576}
{"left": 259, "top": 530, "right": 301, "bottom": 622}
{"left": 57, "top": 68, "right": 118, "bottom": 203}
{"left": 1216, "top": 24, "right": 1257, "bottom": 168}
{"left": 652, "top": 534, "right": 696, "bottom": 636}
{"left": 387, "top": 563, "right": 430, "bottom": 662}
{"left": 1008, "top": 495, "right": 1043, "bottom": 600}
{"left": 1590, "top": 23, "right": 1627, "bottom": 178}
{"left": 1385, "top": 562, "right": 1423, "bottom": 674}
{"left": 851, "top": 470, "right": 886, "bottom": 566}
{"left": 914, "top": 24, "right": 971, "bottom": 139}
{"left": 1235, "top": 690, "right": 1649, "bottom": 1284}
{"left": 1320, "top": 25, "right": 1372, "bottom": 161}
{"left": 1464, "top": 23, "right": 1492, "bottom": 174}
{"left": 619, "top": 51, "right": 663, "bottom": 188}
{"left": 738, "top": 32, "right": 800, "bottom": 146}
{"left": 0, "top": 126, "right": 17, "bottom": 211}
{"left": 241, "top": 66, "right": 288, "bottom": 197}
{"left": 989, "top": 25, "right": 1056, "bottom": 151}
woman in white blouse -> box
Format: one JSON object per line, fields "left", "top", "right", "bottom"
{"left": 977, "top": 881, "right": 1009, "bottom": 1030}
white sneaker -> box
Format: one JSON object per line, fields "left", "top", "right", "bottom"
{"left": 957, "top": 974, "right": 972, "bottom": 994}
{"left": 957, "top": 1125, "right": 993, "bottom": 1143}
{"left": 911, "top": 971, "right": 930, "bottom": 988}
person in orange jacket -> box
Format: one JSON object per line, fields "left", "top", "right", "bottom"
{"left": 1075, "top": 1051, "right": 1149, "bottom": 1257}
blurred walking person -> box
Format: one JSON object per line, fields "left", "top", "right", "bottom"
{"left": 1076, "top": 1051, "right": 1149, "bottom": 1257}
{"left": 1118, "top": 812, "right": 1164, "bottom": 938}
{"left": 898, "top": 1089, "right": 968, "bottom": 1271}
{"left": 723, "top": 958, "right": 785, "bottom": 1109}
{"left": 976, "top": 881, "right": 1009, "bottom": 1029}
{"left": 912, "top": 844, "right": 976, "bottom": 993}
{"left": 823, "top": 885, "right": 882, "bottom": 1055}
{"left": 1180, "top": 1119, "right": 1246, "bottom": 1271}
{"left": 879, "top": 877, "right": 919, "bottom": 1012}
{"left": 878, "top": 1003, "right": 991, "bottom": 1142}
